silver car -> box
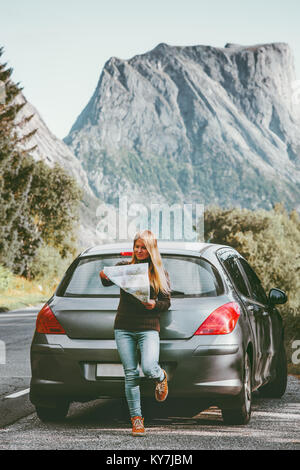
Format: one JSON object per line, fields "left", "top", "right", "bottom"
{"left": 30, "top": 241, "right": 288, "bottom": 425}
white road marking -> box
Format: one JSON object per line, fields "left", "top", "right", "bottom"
{"left": 0, "top": 313, "right": 37, "bottom": 319}
{"left": 5, "top": 388, "right": 30, "bottom": 399}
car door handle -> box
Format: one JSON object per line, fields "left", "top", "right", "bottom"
{"left": 247, "top": 305, "right": 261, "bottom": 318}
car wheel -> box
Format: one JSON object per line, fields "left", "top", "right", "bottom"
{"left": 35, "top": 401, "right": 70, "bottom": 423}
{"left": 221, "top": 352, "right": 252, "bottom": 425}
{"left": 258, "top": 342, "right": 287, "bottom": 398}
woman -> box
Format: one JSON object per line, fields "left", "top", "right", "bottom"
{"left": 99, "top": 230, "right": 171, "bottom": 437}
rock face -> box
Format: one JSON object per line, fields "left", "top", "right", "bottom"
{"left": 64, "top": 42, "right": 300, "bottom": 213}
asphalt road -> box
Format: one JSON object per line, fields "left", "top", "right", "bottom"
{"left": 0, "top": 306, "right": 299, "bottom": 450}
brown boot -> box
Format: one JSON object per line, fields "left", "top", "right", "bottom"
{"left": 155, "top": 369, "right": 168, "bottom": 402}
{"left": 131, "top": 416, "right": 146, "bottom": 436}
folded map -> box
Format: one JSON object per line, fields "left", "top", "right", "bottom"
{"left": 103, "top": 263, "right": 150, "bottom": 303}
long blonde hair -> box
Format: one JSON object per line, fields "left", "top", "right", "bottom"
{"left": 130, "top": 230, "right": 171, "bottom": 297}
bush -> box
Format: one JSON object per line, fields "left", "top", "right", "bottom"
{"left": 203, "top": 202, "right": 300, "bottom": 370}
{"left": 26, "top": 242, "right": 74, "bottom": 284}
{"left": 0, "top": 264, "right": 14, "bottom": 292}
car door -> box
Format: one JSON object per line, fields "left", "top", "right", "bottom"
{"left": 218, "top": 250, "right": 264, "bottom": 388}
{"left": 236, "top": 257, "right": 274, "bottom": 385}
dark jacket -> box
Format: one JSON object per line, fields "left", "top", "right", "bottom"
{"left": 100, "top": 259, "right": 171, "bottom": 332}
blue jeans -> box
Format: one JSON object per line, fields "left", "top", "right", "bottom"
{"left": 114, "top": 329, "right": 165, "bottom": 418}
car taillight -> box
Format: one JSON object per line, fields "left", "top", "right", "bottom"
{"left": 193, "top": 302, "right": 241, "bottom": 335}
{"left": 120, "top": 251, "right": 133, "bottom": 256}
{"left": 36, "top": 304, "right": 66, "bottom": 334}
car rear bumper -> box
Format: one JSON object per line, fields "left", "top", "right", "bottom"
{"left": 30, "top": 333, "right": 244, "bottom": 407}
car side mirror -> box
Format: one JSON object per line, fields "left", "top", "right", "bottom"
{"left": 268, "top": 288, "right": 288, "bottom": 306}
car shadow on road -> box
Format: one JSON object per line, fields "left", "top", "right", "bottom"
{"left": 38, "top": 390, "right": 271, "bottom": 429}
{"left": 50, "top": 396, "right": 226, "bottom": 428}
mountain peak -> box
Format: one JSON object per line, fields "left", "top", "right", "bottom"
{"left": 153, "top": 42, "right": 170, "bottom": 50}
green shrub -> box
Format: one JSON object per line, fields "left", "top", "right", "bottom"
{"left": 26, "top": 242, "right": 74, "bottom": 283}
{"left": 203, "top": 202, "right": 300, "bottom": 370}
{"left": 0, "top": 264, "right": 14, "bottom": 292}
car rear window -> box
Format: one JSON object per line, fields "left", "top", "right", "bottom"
{"left": 59, "top": 255, "right": 223, "bottom": 297}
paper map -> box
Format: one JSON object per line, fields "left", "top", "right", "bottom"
{"left": 103, "top": 263, "right": 150, "bottom": 303}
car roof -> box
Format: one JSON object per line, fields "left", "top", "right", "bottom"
{"left": 79, "top": 241, "right": 228, "bottom": 257}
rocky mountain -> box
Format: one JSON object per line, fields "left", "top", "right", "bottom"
{"left": 64, "top": 42, "right": 300, "bottom": 214}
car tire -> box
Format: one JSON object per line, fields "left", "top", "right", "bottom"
{"left": 221, "top": 352, "right": 252, "bottom": 425}
{"left": 257, "top": 342, "right": 287, "bottom": 398}
{"left": 35, "top": 401, "right": 70, "bottom": 423}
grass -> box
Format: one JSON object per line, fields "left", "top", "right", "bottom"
{"left": 0, "top": 274, "right": 59, "bottom": 312}
{"left": 288, "top": 364, "right": 300, "bottom": 376}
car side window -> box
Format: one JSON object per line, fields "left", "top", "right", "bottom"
{"left": 237, "top": 258, "right": 268, "bottom": 305}
{"left": 219, "top": 251, "right": 249, "bottom": 297}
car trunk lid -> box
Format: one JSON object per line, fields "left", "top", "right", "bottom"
{"left": 48, "top": 296, "right": 228, "bottom": 340}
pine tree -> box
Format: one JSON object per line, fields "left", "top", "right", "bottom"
{"left": 0, "top": 46, "right": 41, "bottom": 275}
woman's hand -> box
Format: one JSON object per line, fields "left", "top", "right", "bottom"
{"left": 141, "top": 299, "right": 156, "bottom": 309}
{"left": 99, "top": 270, "right": 109, "bottom": 281}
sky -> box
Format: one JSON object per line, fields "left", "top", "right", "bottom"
{"left": 1, "top": 0, "right": 300, "bottom": 139}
